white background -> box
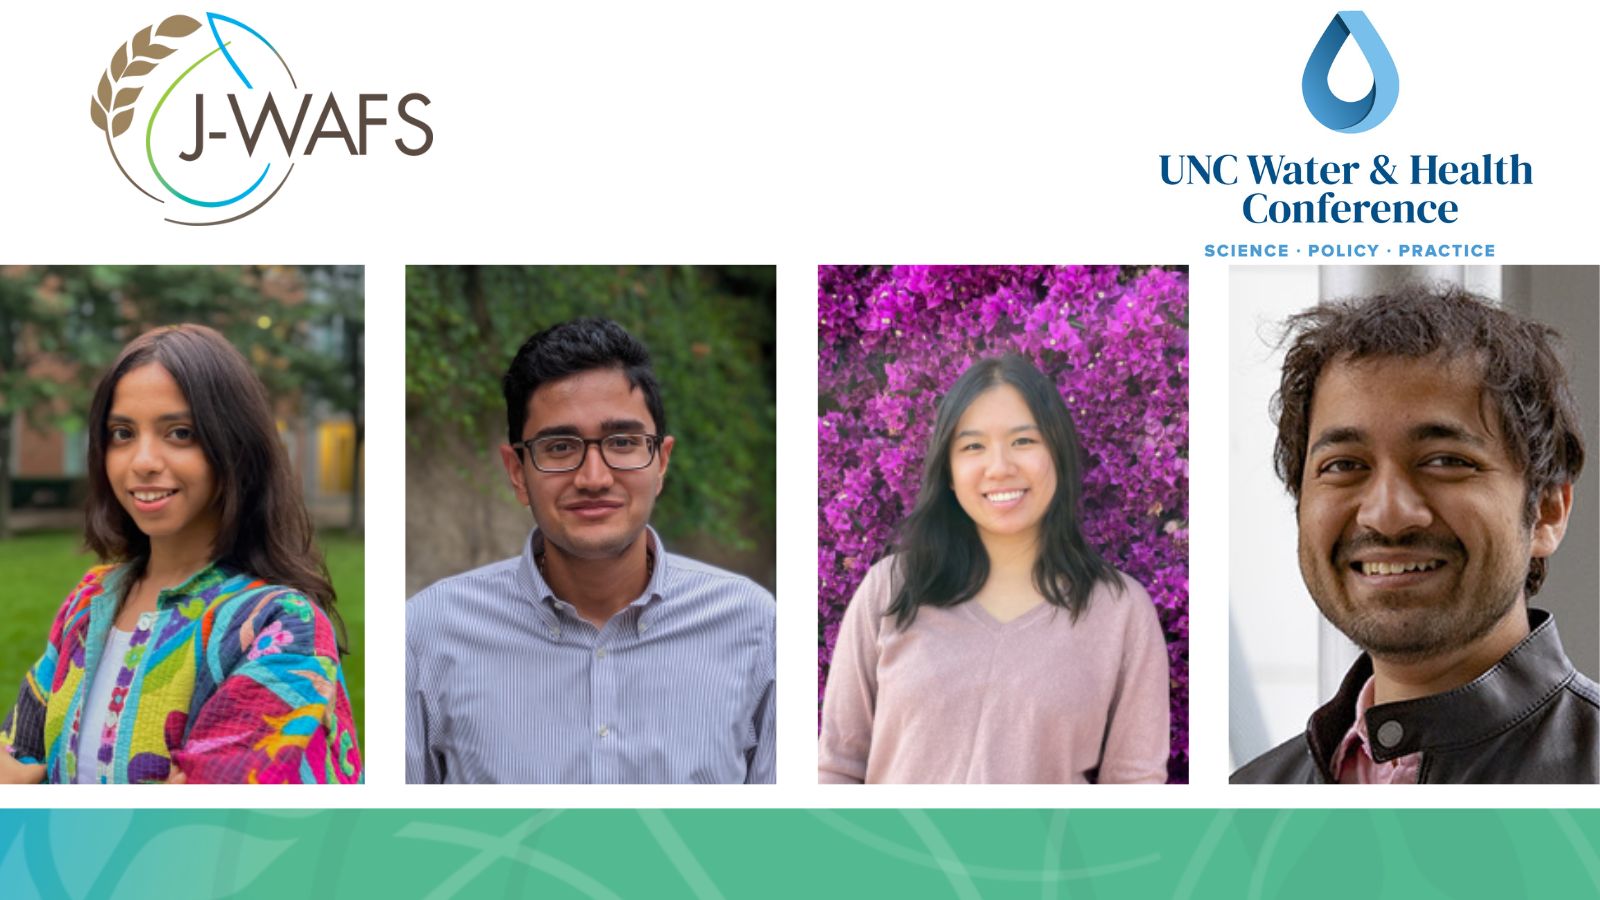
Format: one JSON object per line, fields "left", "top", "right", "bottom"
{"left": 1, "top": 0, "right": 1597, "bottom": 808}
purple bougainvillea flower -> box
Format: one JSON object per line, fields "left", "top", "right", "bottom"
{"left": 816, "top": 264, "right": 1190, "bottom": 784}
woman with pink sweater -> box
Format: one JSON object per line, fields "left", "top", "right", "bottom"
{"left": 818, "top": 355, "right": 1170, "bottom": 784}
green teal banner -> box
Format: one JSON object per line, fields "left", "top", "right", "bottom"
{"left": 3, "top": 809, "right": 1600, "bottom": 898}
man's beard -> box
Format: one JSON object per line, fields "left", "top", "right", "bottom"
{"left": 1299, "top": 529, "right": 1528, "bottom": 663}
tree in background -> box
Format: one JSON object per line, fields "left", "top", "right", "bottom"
{"left": 406, "top": 265, "right": 776, "bottom": 566}
{"left": 0, "top": 265, "right": 364, "bottom": 535}
{"left": 289, "top": 266, "right": 365, "bottom": 534}
{"left": 1, "top": 270, "right": 98, "bottom": 538}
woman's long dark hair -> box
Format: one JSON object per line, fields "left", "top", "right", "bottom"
{"left": 886, "top": 354, "right": 1121, "bottom": 628}
{"left": 85, "top": 324, "right": 346, "bottom": 649}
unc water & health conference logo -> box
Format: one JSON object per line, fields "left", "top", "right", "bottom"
{"left": 1301, "top": 10, "right": 1398, "bottom": 133}
{"left": 90, "top": 13, "right": 431, "bottom": 225}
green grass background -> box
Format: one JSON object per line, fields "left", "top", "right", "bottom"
{"left": 0, "top": 530, "right": 365, "bottom": 744}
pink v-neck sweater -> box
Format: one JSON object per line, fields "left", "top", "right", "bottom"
{"left": 819, "top": 557, "right": 1170, "bottom": 784}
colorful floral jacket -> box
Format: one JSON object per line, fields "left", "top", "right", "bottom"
{"left": 0, "top": 563, "right": 362, "bottom": 784}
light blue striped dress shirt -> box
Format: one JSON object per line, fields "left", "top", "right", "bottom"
{"left": 406, "top": 527, "right": 776, "bottom": 784}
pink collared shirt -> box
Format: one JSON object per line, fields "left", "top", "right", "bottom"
{"left": 1333, "top": 676, "right": 1422, "bottom": 784}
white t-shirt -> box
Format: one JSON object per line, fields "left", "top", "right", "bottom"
{"left": 76, "top": 627, "right": 135, "bottom": 785}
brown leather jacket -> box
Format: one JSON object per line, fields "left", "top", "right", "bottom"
{"left": 1232, "top": 609, "right": 1600, "bottom": 784}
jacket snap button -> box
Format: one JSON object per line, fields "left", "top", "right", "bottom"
{"left": 1376, "top": 720, "right": 1404, "bottom": 748}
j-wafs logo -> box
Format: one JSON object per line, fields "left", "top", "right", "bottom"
{"left": 90, "top": 13, "right": 432, "bottom": 226}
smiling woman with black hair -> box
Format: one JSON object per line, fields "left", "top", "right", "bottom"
{"left": 818, "top": 354, "right": 1169, "bottom": 784}
{"left": 0, "top": 324, "right": 361, "bottom": 784}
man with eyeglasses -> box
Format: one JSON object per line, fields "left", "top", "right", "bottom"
{"left": 406, "top": 317, "right": 776, "bottom": 784}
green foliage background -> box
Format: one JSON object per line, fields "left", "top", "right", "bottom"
{"left": 406, "top": 266, "right": 776, "bottom": 557}
{"left": 0, "top": 265, "right": 365, "bottom": 537}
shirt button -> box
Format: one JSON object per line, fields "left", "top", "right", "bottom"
{"left": 1376, "top": 720, "right": 1404, "bottom": 748}
{"left": 598, "top": 725, "right": 609, "bottom": 738}
{"left": 639, "top": 622, "right": 649, "bottom": 634}
{"left": 596, "top": 648, "right": 607, "bottom": 659}
{"left": 548, "top": 627, "right": 560, "bottom": 639}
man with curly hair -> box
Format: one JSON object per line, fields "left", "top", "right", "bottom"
{"left": 1233, "top": 284, "right": 1597, "bottom": 784}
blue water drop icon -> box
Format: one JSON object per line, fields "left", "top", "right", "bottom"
{"left": 1302, "top": 11, "right": 1399, "bottom": 133}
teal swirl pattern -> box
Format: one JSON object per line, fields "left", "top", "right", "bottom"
{"left": 2, "top": 809, "right": 1599, "bottom": 898}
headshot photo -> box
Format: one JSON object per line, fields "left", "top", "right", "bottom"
{"left": 405, "top": 265, "right": 776, "bottom": 785}
{"left": 0, "top": 265, "right": 366, "bottom": 785}
{"left": 817, "top": 264, "right": 1189, "bottom": 784}
{"left": 1230, "top": 265, "right": 1600, "bottom": 784}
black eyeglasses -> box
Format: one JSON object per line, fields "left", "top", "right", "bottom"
{"left": 515, "top": 433, "right": 663, "bottom": 473}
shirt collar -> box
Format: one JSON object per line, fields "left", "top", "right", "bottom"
{"left": 1308, "top": 608, "right": 1574, "bottom": 774}
{"left": 99, "top": 559, "right": 233, "bottom": 610}
{"left": 87, "top": 560, "right": 235, "bottom": 674}
{"left": 517, "top": 526, "right": 669, "bottom": 621}
{"left": 1329, "top": 676, "right": 1380, "bottom": 777}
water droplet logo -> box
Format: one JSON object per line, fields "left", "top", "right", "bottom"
{"left": 1301, "top": 11, "right": 1399, "bottom": 133}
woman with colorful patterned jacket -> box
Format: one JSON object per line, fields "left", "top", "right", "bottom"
{"left": 0, "top": 324, "right": 362, "bottom": 784}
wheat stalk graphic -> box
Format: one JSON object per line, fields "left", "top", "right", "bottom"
{"left": 89, "top": 14, "right": 201, "bottom": 202}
